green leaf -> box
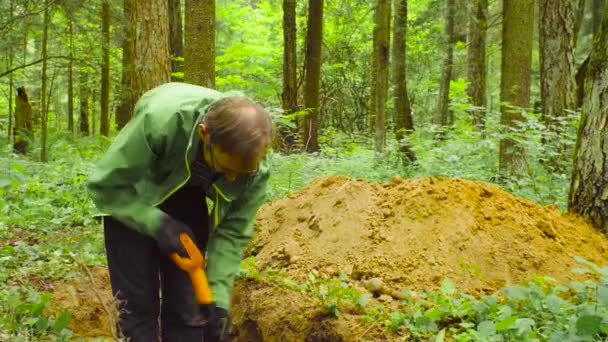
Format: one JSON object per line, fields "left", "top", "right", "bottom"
{"left": 53, "top": 310, "right": 72, "bottom": 333}
{"left": 441, "top": 278, "right": 455, "bottom": 296}
{"left": 434, "top": 328, "right": 446, "bottom": 342}
{"left": 496, "top": 315, "right": 518, "bottom": 331}
{"left": 514, "top": 318, "right": 535, "bottom": 334}
{"left": 477, "top": 321, "right": 496, "bottom": 336}
{"left": 576, "top": 315, "right": 603, "bottom": 337}
{"left": 503, "top": 285, "right": 528, "bottom": 300}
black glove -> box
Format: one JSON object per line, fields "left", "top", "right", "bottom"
{"left": 155, "top": 216, "right": 195, "bottom": 257}
{"left": 201, "top": 303, "right": 231, "bottom": 342}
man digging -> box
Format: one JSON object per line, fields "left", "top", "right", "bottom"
{"left": 87, "top": 82, "right": 273, "bottom": 341}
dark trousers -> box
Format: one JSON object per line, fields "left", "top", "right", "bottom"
{"left": 104, "top": 186, "right": 210, "bottom": 342}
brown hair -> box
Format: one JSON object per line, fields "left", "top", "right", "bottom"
{"left": 203, "top": 96, "right": 273, "bottom": 168}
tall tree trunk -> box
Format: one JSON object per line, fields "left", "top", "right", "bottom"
{"left": 40, "top": 2, "right": 49, "bottom": 162}
{"left": 370, "top": 0, "right": 390, "bottom": 153}
{"left": 593, "top": 0, "right": 606, "bottom": 36}
{"left": 169, "top": 0, "right": 184, "bottom": 80}
{"left": 499, "top": 0, "right": 534, "bottom": 178}
{"left": 280, "top": 0, "right": 297, "bottom": 151}
{"left": 68, "top": 19, "right": 74, "bottom": 133}
{"left": 303, "top": 0, "right": 323, "bottom": 153}
{"left": 14, "top": 88, "right": 33, "bottom": 154}
{"left": 100, "top": 0, "right": 111, "bottom": 136}
{"left": 569, "top": 4, "right": 608, "bottom": 232}
{"left": 79, "top": 67, "right": 90, "bottom": 136}
{"left": 128, "top": 0, "right": 171, "bottom": 108}
{"left": 116, "top": 0, "right": 134, "bottom": 130}
{"left": 282, "top": 0, "right": 298, "bottom": 114}
{"left": 466, "top": 0, "right": 488, "bottom": 131}
{"left": 574, "top": 0, "right": 586, "bottom": 48}
{"left": 7, "top": 0, "right": 14, "bottom": 144}
{"left": 392, "top": 0, "right": 416, "bottom": 163}
{"left": 539, "top": 0, "right": 576, "bottom": 132}
{"left": 434, "top": 0, "right": 456, "bottom": 130}
{"left": 184, "top": 0, "right": 215, "bottom": 87}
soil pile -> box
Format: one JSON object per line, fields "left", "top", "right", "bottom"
{"left": 249, "top": 176, "right": 608, "bottom": 293}
{"left": 231, "top": 176, "right": 608, "bottom": 340}
{"left": 51, "top": 266, "right": 116, "bottom": 338}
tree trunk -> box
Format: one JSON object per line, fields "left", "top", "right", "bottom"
{"left": 569, "top": 4, "right": 608, "bottom": 232}
{"left": 40, "top": 2, "right": 49, "bottom": 162}
{"left": 466, "top": 0, "right": 488, "bottom": 131}
{"left": 169, "top": 0, "right": 184, "bottom": 80}
{"left": 130, "top": 0, "right": 171, "bottom": 102}
{"left": 573, "top": 0, "right": 586, "bottom": 48}
{"left": 434, "top": 0, "right": 456, "bottom": 130}
{"left": 14, "top": 87, "right": 33, "bottom": 154}
{"left": 280, "top": 0, "right": 298, "bottom": 151}
{"left": 7, "top": 0, "right": 14, "bottom": 144}
{"left": 79, "top": 67, "right": 90, "bottom": 136}
{"left": 68, "top": 19, "right": 74, "bottom": 133}
{"left": 303, "top": 0, "right": 323, "bottom": 153}
{"left": 392, "top": 0, "right": 416, "bottom": 163}
{"left": 370, "top": 0, "right": 390, "bottom": 153}
{"left": 116, "top": 0, "right": 134, "bottom": 130}
{"left": 100, "top": 0, "right": 111, "bottom": 136}
{"left": 593, "top": 0, "right": 605, "bottom": 36}
{"left": 539, "top": 0, "right": 576, "bottom": 133}
{"left": 499, "top": 0, "right": 534, "bottom": 178}
{"left": 184, "top": 0, "right": 215, "bottom": 87}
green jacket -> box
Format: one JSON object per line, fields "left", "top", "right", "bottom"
{"left": 87, "top": 82, "right": 270, "bottom": 309}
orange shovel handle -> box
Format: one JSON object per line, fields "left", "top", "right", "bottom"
{"left": 170, "top": 233, "right": 214, "bottom": 304}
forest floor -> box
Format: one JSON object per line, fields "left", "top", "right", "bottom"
{"left": 49, "top": 175, "right": 608, "bottom": 341}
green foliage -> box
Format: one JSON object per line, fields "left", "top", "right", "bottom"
{"left": 240, "top": 258, "right": 608, "bottom": 341}
{"left": 0, "top": 285, "right": 73, "bottom": 341}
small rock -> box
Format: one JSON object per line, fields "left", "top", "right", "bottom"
{"left": 537, "top": 220, "right": 557, "bottom": 239}
{"left": 378, "top": 294, "right": 393, "bottom": 303}
{"left": 342, "top": 264, "right": 353, "bottom": 275}
{"left": 392, "top": 175, "right": 404, "bottom": 184}
{"left": 382, "top": 208, "right": 394, "bottom": 218}
{"left": 362, "top": 277, "right": 383, "bottom": 293}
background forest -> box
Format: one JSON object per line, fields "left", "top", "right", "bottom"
{"left": 1, "top": 0, "right": 608, "bottom": 340}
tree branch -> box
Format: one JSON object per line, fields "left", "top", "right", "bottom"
{"left": 0, "top": 56, "right": 87, "bottom": 78}
{"left": 0, "top": 0, "right": 59, "bottom": 33}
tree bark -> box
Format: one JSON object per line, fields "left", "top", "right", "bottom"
{"left": 466, "top": 0, "right": 488, "bottom": 131}
{"left": 40, "top": 2, "right": 49, "bottom": 162}
{"left": 100, "top": 0, "right": 111, "bottom": 136}
{"left": 116, "top": 0, "right": 134, "bottom": 130}
{"left": 168, "top": 0, "right": 184, "bottom": 80}
{"left": 68, "top": 19, "right": 74, "bottom": 133}
{"left": 14, "top": 87, "right": 33, "bottom": 154}
{"left": 434, "top": 0, "right": 456, "bottom": 130}
{"left": 280, "top": 0, "right": 298, "bottom": 151}
{"left": 184, "top": 0, "right": 215, "bottom": 87}
{"left": 569, "top": 4, "right": 608, "bottom": 232}
{"left": 593, "top": 0, "right": 606, "bottom": 36}
{"left": 370, "top": 0, "right": 390, "bottom": 153}
{"left": 131, "top": 0, "right": 171, "bottom": 100}
{"left": 573, "top": 0, "right": 586, "bottom": 48}
{"left": 79, "top": 67, "right": 90, "bottom": 136}
{"left": 539, "top": 0, "right": 576, "bottom": 132}
{"left": 303, "top": 0, "right": 323, "bottom": 153}
{"left": 392, "top": 0, "right": 416, "bottom": 163}
{"left": 7, "top": 0, "right": 14, "bottom": 144}
{"left": 499, "top": 0, "right": 534, "bottom": 178}
{"left": 282, "top": 0, "right": 297, "bottom": 114}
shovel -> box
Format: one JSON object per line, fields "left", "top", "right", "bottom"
{"left": 170, "top": 233, "right": 214, "bottom": 305}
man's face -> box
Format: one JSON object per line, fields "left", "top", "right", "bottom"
{"left": 207, "top": 144, "right": 262, "bottom": 182}
{"left": 198, "top": 123, "right": 264, "bottom": 182}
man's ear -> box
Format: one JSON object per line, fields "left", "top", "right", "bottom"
{"left": 198, "top": 123, "right": 208, "bottom": 142}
